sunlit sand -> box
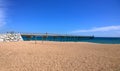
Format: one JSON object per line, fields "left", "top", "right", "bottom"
{"left": 0, "top": 41, "right": 120, "bottom": 71}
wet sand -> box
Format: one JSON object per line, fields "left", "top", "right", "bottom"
{"left": 0, "top": 41, "right": 120, "bottom": 71}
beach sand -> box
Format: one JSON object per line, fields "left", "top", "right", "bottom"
{"left": 0, "top": 41, "right": 120, "bottom": 71}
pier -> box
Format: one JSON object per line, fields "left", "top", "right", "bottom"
{"left": 0, "top": 32, "right": 94, "bottom": 42}
{"left": 20, "top": 32, "right": 94, "bottom": 41}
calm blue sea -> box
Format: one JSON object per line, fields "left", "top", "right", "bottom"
{"left": 22, "top": 36, "right": 120, "bottom": 44}
{"left": 79, "top": 37, "right": 120, "bottom": 44}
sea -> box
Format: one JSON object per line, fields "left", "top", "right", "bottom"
{"left": 22, "top": 36, "right": 120, "bottom": 44}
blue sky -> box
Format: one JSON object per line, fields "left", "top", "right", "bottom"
{"left": 0, "top": 0, "right": 120, "bottom": 37}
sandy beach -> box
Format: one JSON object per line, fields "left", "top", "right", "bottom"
{"left": 0, "top": 41, "right": 120, "bottom": 71}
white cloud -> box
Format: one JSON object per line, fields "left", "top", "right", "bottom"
{"left": 0, "top": 0, "right": 6, "bottom": 28}
{"left": 72, "top": 25, "right": 120, "bottom": 33}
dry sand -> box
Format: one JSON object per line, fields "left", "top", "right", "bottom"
{"left": 0, "top": 41, "right": 120, "bottom": 71}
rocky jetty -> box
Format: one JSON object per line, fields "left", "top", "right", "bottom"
{"left": 0, "top": 32, "right": 23, "bottom": 42}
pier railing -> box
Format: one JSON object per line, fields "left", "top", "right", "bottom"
{"left": 0, "top": 32, "right": 94, "bottom": 37}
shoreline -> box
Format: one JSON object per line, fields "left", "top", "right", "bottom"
{"left": 1, "top": 40, "right": 120, "bottom": 45}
